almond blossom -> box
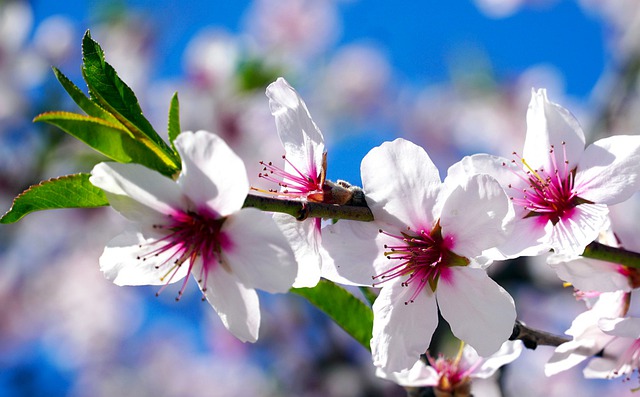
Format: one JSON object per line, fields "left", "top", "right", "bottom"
{"left": 449, "top": 89, "right": 640, "bottom": 257}
{"left": 545, "top": 291, "right": 629, "bottom": 377}
{"left": 377, "top": 340, "right": 523, "bottom": 395}
{"left": 89, "top": 130, "right": 297, "bottom": 343}
{"left": 321, "top": 138, "right": 516, "bottom": 373}
{"left": 256, "top": 77, "right": 329, "bottom": 287}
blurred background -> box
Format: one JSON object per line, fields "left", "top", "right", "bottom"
{"left": 2, "top": 0, "right": 640, "bottom": 396}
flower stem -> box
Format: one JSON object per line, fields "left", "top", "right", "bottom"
{"left": 581, "top": 241, "right": 640, "bottom": 269}
{"left": 242, "top": 193, "right": 374, "bottom": 221}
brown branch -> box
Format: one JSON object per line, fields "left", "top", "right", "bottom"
{"left": 509, "top": 320, "right": 570, "bottom": 349}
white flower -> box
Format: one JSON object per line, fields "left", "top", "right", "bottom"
{"left": 449, "top": 88, "right": 640, "bottom": 257}
{"left": 378, "top": 340, "right": 523, "bottom": 394}
{"left": 257, "top": 77, "right": 328, "bottom": 288}
{"left": 321, "top": 138, "right": 516, "bottom": 372}
{"left": 545, "top": 291, "right": 629, "bottom": 376}
{"left": 90, "top": 130, "right": 297, "bottom": 343}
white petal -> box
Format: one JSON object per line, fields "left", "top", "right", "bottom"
{"left": 222, "top": 208, "right": 297, "bottom": 293}
{"left": 203, "top": 265, "right": 261, "bottom": 343}
{"left": 375, "top": 359, "right": 439, "bottom": 387}
{"left": 439, "top": 174, "right": 509, "bottom": 259}
{"left": 437, "top": 267, "right": 516, "bottom": 357}
{"left": 266, "top": 77, "right": 325, "bottom": 179}
{"left": 547, "top": 254, "right": 631, "bottom": 293}
{"left": 99, "top": 227, "right": 188, "bottom": 286}
{"left": 472, "top": 340, "right": 523, "bottom": 379}
{"left": 372, "top": 280, "right": 439, "bottom": 373}
{"left": 545, "top": 339, "right": 597, "bottom": 376}
{"left": 272, "top": 213, "right": 321, "bottom": 288}
{"left": 362, "top": 138, "right": 441, "bottom": 229}
{"left": 599, "top": 317, "right": 640, "bottom": 338}
{"left": 522, "top": 89, "right": 585, "bottom": 172}
{"left": 175, "top": 130, "right": 249, "bottom": 216}
{"left": 90, "top": 162, "right": 183, "bottom": 223}
{"left": 547, "top": 203, "right": 609, "bottom": 256}
{"left": 494, "top": 216, "right": 550, "bottom": 258}
{"left": 575, "top": 135, "right": 640, "bottom": 205}
{"left": 583, "top": 356, "right": 620, "bottom": 379}
{"left": 320, "top": 220, "right": 382, "bottom": 286}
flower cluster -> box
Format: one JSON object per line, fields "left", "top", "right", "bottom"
{"left": 84, "top": 79, "right": 640, "bottom": 392}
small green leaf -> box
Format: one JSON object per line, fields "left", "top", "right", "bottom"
{"left": 1, "top": 173, "right": 109, "bottom": 224}
{"left": 292, "top": 279, "right": 373, "bottom": 350}
{"left": 237, "top": 58, "right": 283, "bottom": 92}
{"left": 52, "top": 67, "right": 121, "bottom": 125}
{"left": 81, "top": 30, "right": 180, "bottom": 172}
{"left": 168, "top": 92, "right": 181, "bottom": 148}
{"left": 34, "top": 112, "right": 177, "bottom": 176}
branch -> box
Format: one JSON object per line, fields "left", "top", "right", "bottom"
{"left": 581, "top": 241, "right": 640, "bottom": 269}
{"left": 509, "top": 320, "right": 570, "bottom": 349}
{"left": 242, "top": 193, "right": 374, "bottom": 222}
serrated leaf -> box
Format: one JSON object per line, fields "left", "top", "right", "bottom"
{"left": 292, "top": 279, "right": 373, "bottom": 350}
{"left": 168, "top": 92, "right": 181, "bottom": 148}
{"left": 1, "top": 174, "right": 108, "bottom": 224}
{"left": 52, "top": 67, "right": 121, "bottom": 125}
{"left": 81, "top": 30, "right": 180, "bottom": 172}
{"left": 35, "top": 112, "right": 176, "bottom": 176}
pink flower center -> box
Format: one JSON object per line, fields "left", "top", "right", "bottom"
{"left": 137, "top": 209, "right": 231, "bottom": 300}
{"left": 425, "top": 349, "right": 477, "bottom": 394}
{"left": 505, "top": 143, "right": 586, "bottom": 225}
{"left": 374, "top": 222, "right": 469, "bottom": 304}
{"left": 257, "top": 154, "right": 323, "bottom": 199}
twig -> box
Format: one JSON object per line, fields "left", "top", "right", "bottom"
{"left": 509, "top": 320, "right": 570, "bottom": 349}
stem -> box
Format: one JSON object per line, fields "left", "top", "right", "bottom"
{"left": 242, "top": 193, "right": 374, "bottom": 222}
{"left": 509, "top": 320, "right": 570, "bottom": 349}
{"left": 581, "top": 241, "right": 640, "bottom": 269}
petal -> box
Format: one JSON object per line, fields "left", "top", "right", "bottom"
{"left": 547, "top": 254, "right": 631, "bottom": 293}
{"left": 375, "top": 360, "right": 439, "bottom": 387}
{"left": 372, "top": 280, "right": 439, "bottom": 373}
{"left": 99, "top": 227, "right": 188, "bottom": 286}
{"left": 90, "top": 162, "right": 183, "bottom": 223}
{"left": 547, "top": 203, "right": 609, "bottom": 255}
{"left": 494, "top": 216, "right": 550, "bottom": 258}
{"left": 522, "top": 89, "right": 585, "bottom": 172}
{"left": 266, "top": 77, "right": 325, "bottom": 179}
{"left": 175, "top": 130, "right": 249, "bottom": 216}
{"left": 437, "top": 267, "right": 516, "bottom": 357}
{"left": 545, "top": 339, "right": 597, "bottom": 376}
{"left": 203, "top": 265, "right": 261, "bottom": 343}
{"left": 599, "top": 317, "right": 640, "bottom": 338}
{"left": 222, "top": 208, "right": 297, "bottom": 293}
{"left": 473, "top": 340, "right": 523, "bottom": 379}
{"left": 583, "top": 337, "right": 633, "bottom": 379}
{"left": 575, "top": 135, "right": 640, "bottom": 205}
{"left": 439, "top": 174, "right": 510, "bottom": 258}
{"left": 320, "top": 219, "right": 382, "bottom": 286}
{"left": 272, "top": 213, "right": 321, "bottom": 288}
{"left": 362, "top": 138, "right": 441, "bottom": 229}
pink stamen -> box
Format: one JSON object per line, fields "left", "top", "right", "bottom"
{"left": 137, "top": 209, "right": 229, "bottom": 301}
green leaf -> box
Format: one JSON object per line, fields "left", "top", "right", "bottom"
{"left": 1, "top": 173, "right": 109, "bottom": 224}
{"left": 168, "top": 92, "right": 181, "bottom": 148}
{"left": 34, "top": 112, "right": 177, "bottom": 176}
{"left": 237, "top": 58, "right": 283, "bottom": 92}
{"left": 52, "top": 67, "right": 121, "bottom": 125}
{"left": 81, "top": 30, "right": 180, "bottom": 172}
{"left": 292, "top": 279, "right": 373, "bottom": 350}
